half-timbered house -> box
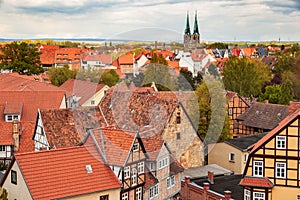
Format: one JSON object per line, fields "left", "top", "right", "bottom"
{"left": 240, "top": 110, "right": 300, "bottom": 200}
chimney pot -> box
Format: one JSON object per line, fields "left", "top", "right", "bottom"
{"left": 203, "top": 182, "right": 210, "bottom": 191}
{"left": 208, "top": 171, "right": 214, "bottom": 184}
{"left": 184, "top": 176, "right": 191, "bottom": 183}
{"left": 224, "top": 190, "right": 232, "bottom": 199}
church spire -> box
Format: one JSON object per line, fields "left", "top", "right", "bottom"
{"left": 193, "top": 10, "right": 199, "bottom": 35}
{"left": 184, "top": 11, "right": 191, "bottom": 36}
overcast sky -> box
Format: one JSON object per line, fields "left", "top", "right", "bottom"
{"left": 0, "top": 0, "right": 299, "bottom": 42}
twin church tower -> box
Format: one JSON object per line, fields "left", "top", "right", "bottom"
{"left": 184, "top": 11, "right": 200, "bottom": 50}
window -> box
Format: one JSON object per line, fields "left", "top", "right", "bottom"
{"left": 11, "top": 170, "right": 17, "bottom": 185}
{"left": 229, "top": 153, "right": 235, "bottom": 162}
{"left": 131, "top": 168, "right": 137, "bottom": 186}
{"left": 99, "top": 195, "right": 109, "bottom": 200}
{"left": 136, "top": 187, "right": 142, "bottom": 200}
{"left": 121, "top": 192, "right": 128, "bottom": 200}
{"left": 244, "top": 154, "right": 248, "bottom": 162}
{"left": 85, "top": 165, "right": 93, "bottom": 173}
{"left": 253, "top": 192, "right": 265, "bottom": 200}
{"left": 158, "top": 157, "right": 168, "bottom": 170}
{"left": 176, "top": 132, "right": 180, "bottom": 140}
{"left": 149, "top": 162, "right": 155, "bottom": 172}
{"left": 150, "top": 184, "right": 159, "bottom": 199}
{"left": 176, "top": 116, "right": 181, "bottom": 124}
{"left": 167, "top": 175, "right": 175, "bottom": 189}
{"left": 133, "top": 143, "right": 139, "bottom": 151}
{"left": 276, "top": 162, "right": 286, "bottom": 179}
{"left": 0, "top": 145, "right": 5, "bottom": 152}
{"left": 124, "top": 166, "right": 130, "bottom": 179}
{"left": 90, "top": 100, "right": 95, "bottom": 105}
{"left": 228, "top": 109, "right": 233, "bottom": 115}
{"left": 244, "top": 189, "right": 250, "bottom": 200}
{"left": 138, "top": 162, "right": 144, "bottom": 174}
{"left": 297, "top": 195, "right": 300, "bottom": 200}
{"left": 6, "top": 115, "right": 13, "bottom": 122}
{"left": 276, "top": 136, "right": 286, "bottom": 149}
{"left": 253, "top": 161, "right": 263, "bottom": 177}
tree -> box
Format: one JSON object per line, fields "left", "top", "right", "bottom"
{"left": 150, "top": 53, "right": 168, "bottom": 65}
{"left": 48, "top": 65, "right": 77, "bottom": 86}
{"left": 196, "top": 75, "right": 231, "bottom": 142}
{"left": 76, "top": 68, "right": 102, "bottom": 83}
{"left": 178, "top": 69, "right": 194, "bottom": 90}
{"left": 279, "top": 79, "right": 293, "bottom": 105}
{"left": 0, "top": 42, "right": 44, "bottom": 75}
{"left": 284, "top": 55, "right": 300, "bottom": 100}
{"left": 222, "top": 57, "right": 271, "bottom": 98}
{"left": 258, "top": 85, "right": 281, "bottom": 104}
{"left": 99, "top": 69, "right": 119, "bottom": 87}
{"left": 273, "top": 54, "right": 295, "bottom": 74}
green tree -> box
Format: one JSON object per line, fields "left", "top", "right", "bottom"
{"left": 48, "top": 65, "right": 77, "bottom": 86}
{"left": 132, "top": 73, "right": 145, "bottom": 87}
{"left": 258, "top": 85, "right": 281, "bottom": 103}
{"left": 99, "top": 69, "right": 119, "bottom": 87}
{"left": 273, "top": 54, "right": 295, "bottom": 74}
{"left": 76, "top": 68, "right": 102, "bottom": 83}
{"left": 222, "top": 57, "right": 271, "bottom": 98}
{"left": 0, "top": 188, "right": 8, "bottom": 200}
{"left": 196, "top": 75, "right": 231, "bottom": 142}
{"left": 0, "top": 42, "right": 44, "bottom": 75}
{"left": 279, "top": 79, "right": 294, "bottom": 105}
{"left": 283, "top": 55, "right": 300, "bottom": 100}
{"left": 150, "top": 53, "right": 168, "bottom": 65}
{"left": 178, "top": 69, "right": 194, "bottom": 90}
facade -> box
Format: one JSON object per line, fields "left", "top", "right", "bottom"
{"left": 118, "top": 53, "right": 134, "bottom": 74}
{"left": 0, "top": 145, "right": 121, "bottom": 200}
{"left": 81, "top": 52, "right": 113, "bottom": 70}
{"left": 226, "top": 91, "right": 250, "bottom": 137}
{"left": 208, "top": 133, "right": 267, "bottom": 174}
{"left": 240, "top": 110, "right": 300, "bottom": 200}
{"left": 183, "top": 11, "right": 200, "bottom": 51}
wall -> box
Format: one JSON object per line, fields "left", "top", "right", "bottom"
{"left": 162, "top": 106, "right": 204, "bottom": 168}
{"left": 63, "top": 188, "right": 120, "bottom": 200}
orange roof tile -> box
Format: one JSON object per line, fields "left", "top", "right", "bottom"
{"left": 39, "top": 45, "right": 59, "bottom": 65}
{"left": 288, "top": 102, "right": 300, "bottom": 115}
{"left": 239, "top": 176, "right": 273, "bottom": 188}
{"left": 3, "top": 102, "right": 22, "bottom": 114}
{"left": 18, "top": 122, "right": 35, "bottom": 153}
{"left": 59, "top": 79, "right": 107, "bottom": 105}
{"left": 0, "top": 121, "right": 13, "bottom": 145}
{"left": 11, "top": 145, "right": 120, "bottom": 199}
{"left": 118, "top": 53, "right": 134, "bottom": 64}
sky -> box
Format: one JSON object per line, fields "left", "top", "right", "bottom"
{"left": 0, "top": 0, "right": 299, "bottom": 42}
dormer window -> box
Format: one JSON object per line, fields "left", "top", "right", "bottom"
{"left": 4, "top": 102, "right": 22, "bottom": 122}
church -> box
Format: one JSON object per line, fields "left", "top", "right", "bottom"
{"left": 184, "top": 11, "right": 200, "bottom": 51}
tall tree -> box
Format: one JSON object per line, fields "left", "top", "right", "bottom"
{"left": 222, "top": 57, "right": 271, "bottom": 98}
{"left": 283, "top": 55, "right": 300, "bottom": 100}
{"left": 279, "top": 79, "right": 294, "bottom": 105}
{"left": 0, "top": 42, "right": 44, "bottom": 75}
{"left": 48, "top": 65, "right": 77, "bottom": 86}
{"left": 178, "top": 69, "right": 195, "bottom": 90}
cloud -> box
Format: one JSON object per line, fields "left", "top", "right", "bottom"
{"left": 264, "top": 0, "right": 300, "bottom": 14}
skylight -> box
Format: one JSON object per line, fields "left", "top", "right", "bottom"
{"left": 85, "top": 165, "right": 93, "bottom": 173}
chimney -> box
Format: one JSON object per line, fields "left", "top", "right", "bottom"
{"left": 224, "top": 190, "right": 232, "bottom": 200}
{"left": 264, "top": 99, "right": 269, "bottom": 104}
{"left": 203, "top": 182, "right": 210, "bottom": 191}
{"left": 184, "top": 176, "right": 190, "bottom": 183}
{"left": 208, "top": 171, "right": 214, "bottom": 184}
{"left": 12, "top": 120, "right": 20, "bottom": 152}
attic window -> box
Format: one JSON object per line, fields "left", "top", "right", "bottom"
{"left": 176, "top": 116, "right": 181, "bottom": 124}
{"left": 133, "top": 143, "right": 139, "bottom": 151}
{"left": 85, "top": 165, "right": 93, "bottom": 173}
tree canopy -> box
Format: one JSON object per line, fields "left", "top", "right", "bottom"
{"left": 48, "top": 65, "right": 77, "bottom": 86}
{"left": 99, "top": 69, "right": 119, "bottom": 87}
{"left": 0, "top": 42, "right": 44, "bottom": 75}
{"left": 222, "top": 57, "right": 271, "bottom": 98}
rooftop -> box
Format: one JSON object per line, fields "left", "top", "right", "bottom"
{"left": 239, "top": 176, "right": 274, "bottom": 188}
{"left": 183, "top": 164, "right": 233, "bottom": 179}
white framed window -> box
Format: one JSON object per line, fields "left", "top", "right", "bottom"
{"left": 150, "top": 184, "right": 159, "bottom": 199}
{"left": 124, "top": 166, "right": 130, "bottom": 179}
{"left": 5, "top": 115, "right": 19, "bottom": 122}
{"left": 253, "top": 161, "right": 263, "bottom": 177}
{"left": 167, "top": 175, "right": 175, "bottom": 189}
{"left": 131, "top": 168, "right": 137, "bottom": 186}
{"left": 136, "top": 187, "right": 142, "bottom": 200}
{"left": 90, "top": 100, "right": 95, "bottom": 105}
{"left": 149, "top": 162, "right": 155, "bottom": 172}
{"left": 158, "top": 157, "right": 168, "bottom": 170}
{"left": 229, "top": 153, "right": 235, "bottom": 162}
{"left": 0, "top": 145, "right": 5, "bottom": 152}
{"left": 244, "top": 189, "right": 251, "bottom": 200}
{"left": 276, "top": 162, "right": 286, "bottom": 179}
{"left": 121, "top": 192, "right": 128, "bottom": 200}
{"left": 133, "top": 143, "right": 139, "bottom": 151}
{"left": 228, "top": 108, "right": 233, "bottom": 115}
{"left": 244, "top": 154, "right": 248, "bottom": 163}
{"left": 253, "top": 192, "right": 265, "bottom": 200}
{"left": 276, "top": 136, "right": 286, "bottom": 149}
{"left": 138, "top": 162, "right": 144, "bottom": 174}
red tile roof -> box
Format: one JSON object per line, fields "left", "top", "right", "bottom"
{"left": 39, "top": 107, "right": 108, "bottom": 149}
{"left": 82, "top": 53, "right": 112, "bottom": 65}
{"left": 18, "top": 122, "right": 35, "bottom": 152}
{"left": 0, "top": 73, "right": 61, "bottom": 91}
{"left": 12, "top": 145, "right": 120, "bottom": 200}
{"left": 0, "top": 121, "right": 13, "bottom": 145}
{"left": 3, "top": 102, "right": 22, "bottom": 114}
{"left": 239, "top": 176, "right": 274, "bottom": 188}
{"left": 59, "top": 79, "right": 107, "bottom": 105}
{"left": 288, "top": 102, "right": 300, "bottom": 115}
{"left": 251, "top": 109, "right": 300, "bottom": 154}
{"left": 39, "top": 45, "right": 59, "bottom": 65}
{"left": 92, "top": 128, "right": 137, "bottom": 166}
{"left": 118, "top": 53, "right": 134, "bottom": 64}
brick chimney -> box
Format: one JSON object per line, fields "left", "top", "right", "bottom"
{"left": 264, "top": 99, "right": 269, "bottom": 104}
{"left": 184, "top": 176, "right": 191, "bottom": 183}
{"left": 12, "top": 120, "right": 20, "bottom": 152}
{"left": 208, "top": 171, "right": 214, "bottom": 184}
{"left": 224, "top": 190, "right": 232, "bottom": 200}
{"left": 203, "top": 182, "right": 210, "bottom": 191}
